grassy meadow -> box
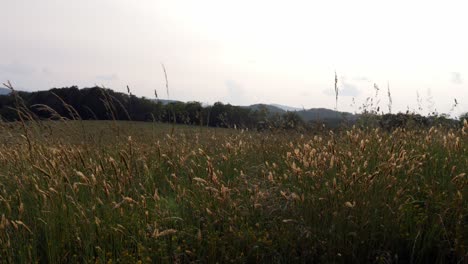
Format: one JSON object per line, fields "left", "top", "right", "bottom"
{"left": 0, "top": 120, "right": 466, "bottom": 263}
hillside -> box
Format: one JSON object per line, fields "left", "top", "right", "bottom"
{"left": 150, "top": 99, "right": 182, "bottom": 105}
{"left": 0, "top": 86, "right": 458, "bottom": 130}
{"left": 246, "top": 104, "right": 286, "bottom": 114}
{"left": 0, "top": 85, "right": 353, "bottom": 124}
{"left": 297, "top": 108, "right": 358, "bottom": 122}
{"left": 0, "top": 86, "right": 299, "bottom": 129}
{"left": 270, "top": 103, "right": 302, "bottom": 112}
{"left": 0, "top": 87, "right": 11, "bottom": 95}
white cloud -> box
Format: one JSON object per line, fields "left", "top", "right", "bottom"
{"left": 0, "top": 63, "right": 35, "bottom": 75}
{"left": 96, "top": 74, "right": 119, "bottom": 81}
{"left": 323, "top": 81, "right": 361, "bottom": 97}
{"left": 224, "top": 80, "right": 248, "bottom": 105}
{"left": 451, "top": 72, "right": 463, "bottom": 84}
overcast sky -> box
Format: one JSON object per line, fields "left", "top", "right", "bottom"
{"left": 1, "top": 0, "right": 467, "bottom": 116}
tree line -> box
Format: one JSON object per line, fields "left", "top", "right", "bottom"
{"left": 0, "top": 86, "right": 464, "bottom": 131}
{"left": 0, "top": 86, "right": 306, "bottom": 130}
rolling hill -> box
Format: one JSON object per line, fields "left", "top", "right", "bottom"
{"left": 150, "top": 99, "right": 182, "bottom": 105}
{"left": 0, "top": 86, "right": 357, "bottom": 125}
{"left": 0, "top": 88, "right": 11, "bottom": 95}
{"left": 296, "top": 108, "right": 358, "bottom": 122}
{"left": 246, "top": 104, "right": 285, "bottom": 114}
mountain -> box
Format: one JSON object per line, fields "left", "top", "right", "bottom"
{"left": 246, "top": 104, "right": 357, "bottom": 123}
{"left": 0, "top": 88, "right": 11, "bottom": 95}
{"left": 0, "top": 85, "right": 357, "bottom": 126}
{"left": 270, "top": 104, "right": 302, "bottom": 112}
{"left": 245, "top": 104, "right": 357, "bottom": 127}
{"left": 247, "top": 104, "right": 357, "bottom": 122}
{"left": 297, "top": 108, "right": 358, "bottom": 124}
{"left": 247, "top": 104, "right": 285, "bottom": 114}
{"left": 150, "top": 99, "right": 182, "bottom": 105}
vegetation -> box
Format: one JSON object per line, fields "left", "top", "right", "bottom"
{"left": 0, "top": 114, "right": 466, "bottom": 262}
{"left": 0, "top": 86, "right": 462, "bottom": 133}
{"left": 0, "top": 84, "right": 466, "bottom": 262}
{"left": 0, "top": 86, "right": 303, "bottom": 130}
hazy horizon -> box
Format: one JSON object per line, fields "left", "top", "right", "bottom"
{"left": 1, "top": 0, "right": 467, "bottom": 116}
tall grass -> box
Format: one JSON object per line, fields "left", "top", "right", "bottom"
{"left": 0, "top": 80, "right": 466, "bottom": 263}
{"left": 0, "top": 110, "right": 466, "bottom": 263}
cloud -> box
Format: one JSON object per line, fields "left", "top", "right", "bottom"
{"left": 353, "top": 76, "right": 370, "bottom": 82}
{"left": 96, "top": 74, "right": 119, "bottom": 81}
{"left": 341, "top": 83, "right": 361, "bottom": 96}
{"left": 0, "top": 63, "right": 35, "bottom": 75}
{"left": 41, "top": 67, "right": 53, "bottom": 75}
{"left": 300, "top": 91, "right": 310, "bottom": 97}
{"left": 451, "top": 72, "right": 463, "bottom": 84}
{"left": 225, "top": 80, "right": 248, "bottom": 105}
{"left": 323, "top": 82, "right": 361, "bottom": 97}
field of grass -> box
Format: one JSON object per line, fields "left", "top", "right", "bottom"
{"left": 0, "top": 120, "right": 466, "bottom": 263}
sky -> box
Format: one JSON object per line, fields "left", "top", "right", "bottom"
{"left": 1, "top": 0, "right": 467, "bottom": 116}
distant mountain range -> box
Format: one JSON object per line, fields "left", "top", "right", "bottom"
{"left": 244, "top": 104, "right": 356, "bottom": 123}
{"left": 245, "top": 104, "right": 286, "bottom": 114}
{"left": 0, "top": 88, "right": 11, "bottom": 95}
{"left": 150, "top": 99, "right": 181, "bottom": 105}
{"left": 0, "top": 87, "right": 356, "bottom": 123}
{"left": 138, "top": 98, "right": 356, "bottom": 123}
{"left": 296, "top": 108, "right": 358, "bottom": 122}
{"left": 270, "top": 104, "right": 303, "bottom": 112}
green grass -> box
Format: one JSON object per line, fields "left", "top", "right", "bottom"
{"left": 0, "top": 120, "right": 466, "bottom": 263}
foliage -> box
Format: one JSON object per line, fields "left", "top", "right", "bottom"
{"left": 0, "top": 117, "right": 466, "bottom": 263}
{"left": 1, "top": 86, "right": 461, "bottom": 132}
{"left": 460, "top": 112, "right": 468, "bottom": 124}
{"left": 0, "top": 87, "right": 307, "bottom": 131}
